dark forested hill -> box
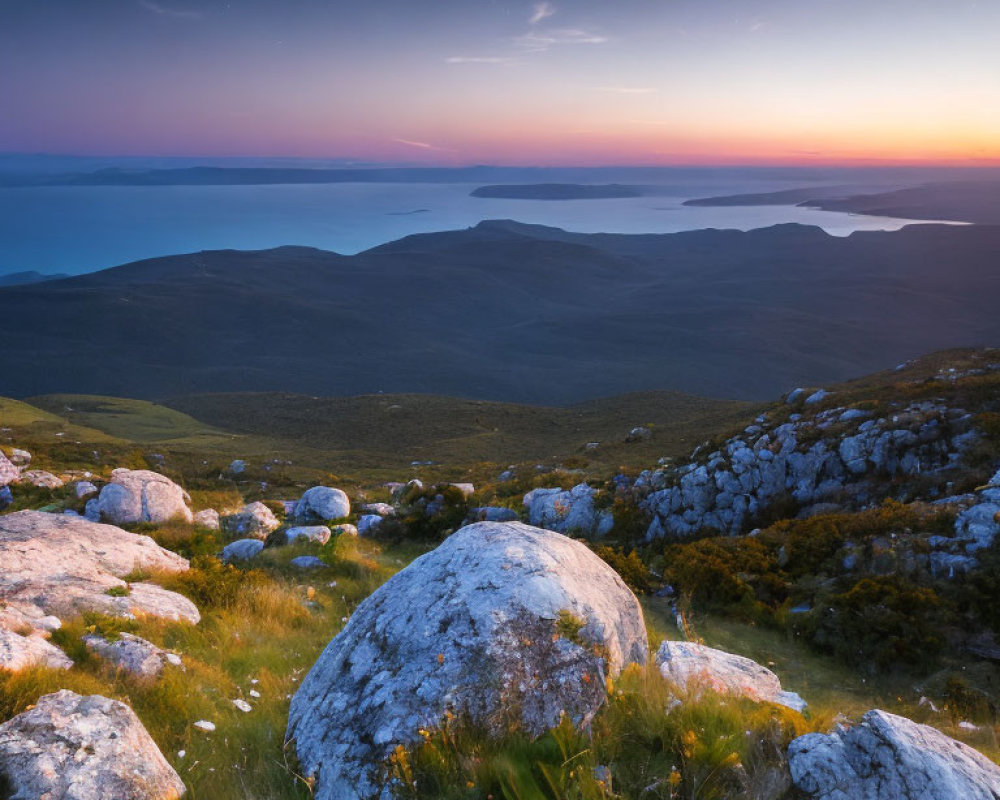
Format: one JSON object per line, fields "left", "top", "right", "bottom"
{"left": 2, "top": 221, "right": 999, "bottom": 404}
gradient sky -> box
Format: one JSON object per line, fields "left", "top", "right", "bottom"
{"left": 2, "top": 0, "right": 999, "bottom": 165}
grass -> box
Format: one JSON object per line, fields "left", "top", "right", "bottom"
{"left": 647, "top": 600, "right": 1000, "bottom": 762}
{"left": 0, "top": 530, "right": 412, "bottom": 800}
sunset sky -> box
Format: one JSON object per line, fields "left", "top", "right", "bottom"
{"left": 3, "top": 0, "right": 999, "bottom": 165}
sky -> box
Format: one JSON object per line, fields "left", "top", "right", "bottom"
{"left": 2, "top": 0, "right": 999, "bottom": 166}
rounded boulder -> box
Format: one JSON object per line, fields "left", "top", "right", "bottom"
{"left": 286, "top": 520, "right": 648, "bottom": 800}
{"left": 295, "top": 486, "right": 350, "bottom": 521}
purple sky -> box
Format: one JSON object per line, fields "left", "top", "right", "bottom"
{"left": 3, "top": 0, "right": 998, "bottom": 164}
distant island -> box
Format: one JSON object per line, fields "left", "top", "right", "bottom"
{"left": 470, "top": 183, "right": 644, "bottom": 200}
{"left": 682, "top": 186, "right": 852, "bottom": 207}
{"left": 683, "top": 180, "right": 1000, "bottom": 225}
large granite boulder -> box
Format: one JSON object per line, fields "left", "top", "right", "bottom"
{"left": 286, "top": 521, "right": 648, "bottom": 800}
{"left": 295, "top": 486, "right": 350, "bottom": 521}
{"left": 656, "top": 641, "right": 806, "bottom": 712}
{"left": 788, "top": 709, "right": 1000, "bottom": 800}
{"left": 0, "top": 510, "right": 199, "bottom": 640}
{"left": 0, "top": 690, "right": 186, "bottom": 799}
{"left": 85, "top": 468, "right": 193, "bottom": 525}
{"left": 222, "top": 501, "right": 280, "bottom": 539}
{"left": 523, "top": 483, "right": 614, "bottom": 537}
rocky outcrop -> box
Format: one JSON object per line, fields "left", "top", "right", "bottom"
{"left": 523, "top": 484, "right": 614, "bottom": 537}
{"left": 788, "top": 709, "right": 1000, "bottom": 799}
{"left": 656, "top": 641, "right": 806, "bottom": 712}
{"left": 85, "top": 468, "right": 193, "bottom": 525}
{"left": 295, "top": 486, "right": 350, "bottom": 521}
{"left": 286, "top": 521, "right": 648, "bottom": 800}
{"left": 0, "top": 511, "right": 198, "bottom": 641}
{"left": 0, "top": 690, "right": 186, "bottom": 799}
{"left": 83, "top": 632, "right": 182, "bottom": 679}
{"left": 222, "top": 502, "right": 280, "bottom": 538}
{"left": 642, "top": 401, "right": 976, "bottom": 538}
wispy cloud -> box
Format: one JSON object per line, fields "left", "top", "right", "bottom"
{"left": 138, "top": 0, "right": 203, "bottom": 19}
{"left": 529, "top": 2, "right": 556, "bottom": 25}
{"left": 392, "top": 138, "right": 453, "bottom": 152}
{"left": 749, "top": 20, "right": 767, "bottom": 32}
{"left": 445, "top": 56, "right": 514, "bottom": 64}
{"left": 516, "top": 28, "right": 607, "bottom": 51}
{"left": 595, "top": 86, "right": 658, "bottom": 95}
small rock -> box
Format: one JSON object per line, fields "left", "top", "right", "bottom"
{"left": 193, "top": 508, "right": 221, "bottom": 530}
{"left": 221, "top": 538, "right": 264, "bottom": 563}
{"left": 284, "top": 525, "right": 332, "bottom": 545}
{"left": 232, "top": 699, "right": 252, "bottom": 713}
{"left": 193, "top": 719, "right": 216, "bottom": 732}
{"left": 290, "top": 555, "right": 326, "bottom": 569}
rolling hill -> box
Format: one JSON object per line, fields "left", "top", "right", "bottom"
{"left": 2, "top": 221, "right": 1000, "bottom": 404}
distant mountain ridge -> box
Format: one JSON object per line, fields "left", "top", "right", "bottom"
{"left": 2, "top": 221, "right": 1000, "bottom": 404}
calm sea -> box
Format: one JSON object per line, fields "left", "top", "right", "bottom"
{"left": 0, "top": 179, "right": 956, "bottom": 276}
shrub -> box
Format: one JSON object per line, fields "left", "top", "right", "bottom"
{"left": 798, "top": 576, "right": 944, "bottom": 673}
{"left": 592, "top": 546, "right": 653, "bottom": 595}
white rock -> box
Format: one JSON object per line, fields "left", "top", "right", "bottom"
{"left": 331, "top": 523, "right": 359, "bottom": 537}
{"left": 356, "top": 514, "right": 383, "bottom": 535}
{"left": 86, "top": 468, "right": 193, "bottom": 524}
{"left": 284, "top": 525, "right": 332, "bottom": 545}
{"left": 193, "top": 720, "right": 215, "bottom": 732}
{"left": 222, "top": 502, "right": 280, "bottom": 539}
{"left": 18, "top": 469, "right": 63, "bottom": 489}
{"left": 789, "top": 709, "right": 1000, "bottom": 800}
{"left": 0, "top": 450, "right": 18, "bottom": 487}
{"left": 8, "top": 448, "right": 31, "bottom": 466}
{"left": 286, "top": 521, "right": 648, "bottom": 800}
{"left": 221, "top": 538, "right": 265, "bottom": 562}
{"left": 0, "top": 510, "right": 198, "bottom": 627}
{"left": 83, "top": 632, "right": 180, "bottom": 680}
{"left": 295, "top": 486, "right": 351, "bottom": 521}
{"left": 75, "top": 480, "right": 99, "bottom": 498}
{"left": 232, "top": 699, "right": 252, "bottom": 713}
{"left": 0, "top": 690, "right": 186, "bottom": 799}
{"left": 193, "top": 508, "right": 220, "bottom": 530}
{"left": 656, "top": 641, "right": 806, "bottom": 712}
{"left": 0, "top": 628, "right": 73, "bottom": 672}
